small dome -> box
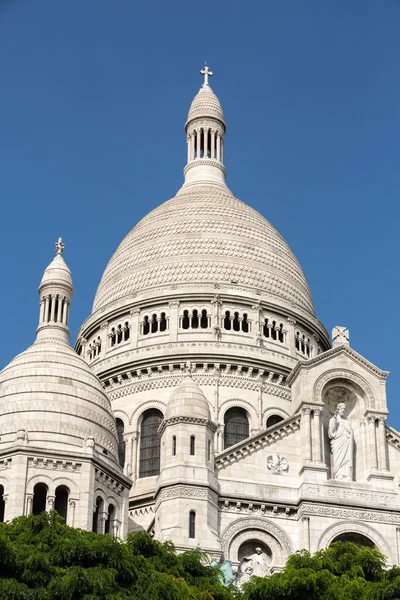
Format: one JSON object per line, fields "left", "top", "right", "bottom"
{"left": 40, "top": 254, "right": 73, "bottom": 290}
{"left": 165, "top": 377, "right": 211, "bottom": 420}
{"left": 186, "top": 84, "right": 225, "bottom": 127}
{"left": 0, "top": 337, "right": 119, "bottom": 463}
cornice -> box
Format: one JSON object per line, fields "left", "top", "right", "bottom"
{"left": 158, "top": 416, "right": 218, "bottom": 435}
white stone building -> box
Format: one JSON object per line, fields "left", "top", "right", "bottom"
{"left": 1, "top": 67, "right": 400, "bottom": 576}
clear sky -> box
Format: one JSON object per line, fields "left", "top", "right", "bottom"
{"left": 1, "top": 1, "right": 399, "bottom": 421}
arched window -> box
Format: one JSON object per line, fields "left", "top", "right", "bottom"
{"left": 54, "top": 485, "right": 69, "bottom": 522}
{"left": 172, "top": 435, "right": 176, "bottom": 456}
{"left": 110, "top": 328, "right": 116, "bottom": 347}
{"left": 224, "top": 407, "right": 249, "bottom": 449}
{"left": 223, "top": 311, "right": 231, "bottom": 330}
{"left": 139, "top": 409, "right": 164, "bottom": 478}
{"left": 263, "top": 318, "right": 270, "bottom": 337}
{"left": 92, "top": 496, "right": 104, "bottom": 533}
{"left": 331, "top": 533, "right": 375, "bottom": 548}
{"left": 124, "top": 322, "right": 130, "bottom": 341}
{"left": 182, "top": 310, "right": 190, "bottom": 329}
{"left": 160, "top": 313, "right": 167, "bottom": 332}
{"left": 200, "top": 309, "right": 208, "bottom": 329}
{"left": 207, "top": 439, "right": 211, "bottom": 461}
{"left": 189, "top": 511, "right": 196, "bottom": 538}
{"left": 233, "top": 312, "right": 240, "bottom": 332}
{"left": 143, "top": 316, "right": 150, "bottom": 335}
{"left": 32, "top": 482, "right": 48, "bottom": 515}
{"left": 190, "top": 435, "right": 195, "bottom": 456}
{"left": 266, "top": 414, "right": 284, "bottom": 429}
{"left": 242, "top": 313, "right": 249, "bottom": 333}
{"left": 151, "top": 314, "right": 158, "bottom": 334}
{"left": 105, "top": 504, "right": 115, "bottom": 535}
{"left": 192, "top": 309, "right": 199, "bottom": 329}
{"left": 116, "top": 418, "right": 126, "bottom": 468}
{"left": 117, "top": 325, "right": 123, "bottom": 344}
{"left": 0, "top": 485, "right": 4, "bottom": 523}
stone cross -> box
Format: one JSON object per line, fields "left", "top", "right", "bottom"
{"left": 200, "top": 64, "right": 213, "bottom": 85}
{"left": 332, "top": 326, "right": 350, "bottom": 348}
{"left": 55, "top": 237, "right": 65, "bottom": 256}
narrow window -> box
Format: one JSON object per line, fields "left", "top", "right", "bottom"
{"left": 223, "top": 311, "right": 231, "bottom": 330}
{"left": 143, "top": 316, "right": 150, "bottom": 335}
{"left": 32, "top": 483, "right": 48, "bottom": 515}
{"left": 200, "top": 130, "right": 204, "bottom": 157}
{"left": 200, "top": 309, "right": 208, "bottom": 329}
{"left": 224, "top": 407, "right": 249, "bottom": 449}
{"left": 151, "top": 314, "right": 158, "bottom": 334}
{"left": 190, "top": 435, "right": 195, "bottom": 456}
{"left": 54, "top": 297, "right": 59, "bottom": 322}
{"left": 110, "top": 328, "right": 116, "bottom": 346}
{"left": 97, "top": 337, "right": 102, "bottom": 354}
{"left": 105, "top": 504, "right": 115, "bottom": 535}
{"left": 160, "top": 312, "right": 167, "bottom": 332}
{"left": 172, "top": 435, "right": 176, "bottom": 456}
{"left": 117, "top": 325, "right": 123, "bottom": 344}
{"left": 295, "top": 332, "right": 300, "bottom": 351}
{"left": 233, "top": 312, "right": 240, "bottom": 332}
{"left": 271, "top": 321, "right": 277, "bottom": 340}
{"left": 54, "top": 485, "right": 69, "bottom": 522}
{"left": 207, "top": 131, "right": 212, "bottom": 158}
{"left": 124, "top": 322, "right": 130, "bottom": 341}
{"left": 0, "top": 485, "right": 4, "bottom": 522}
{"left": 192, "top": 309, "right": 199, "bottom": 329}
{"left": 92, "top": 496, "right": 103, "bottom": 533}
{"left": 182, "top": 310, "right": 190, "bottom": 329}
{"left": 207, "top": 439, "right": 211, "bottom": 461}
{"left": 116, "top": 418, "right": 125, "bottom": 468}
{"left": 139, "top": 409, "right": 164, "bottom": 478}
{"left": 278, "top": 324, "right": 284, "bottom": 343}
{"left": 189, "top": 511, "right": 196, "bottom": 538}
{"left": 242, "top": 313, "right": 249, "bottom": 333}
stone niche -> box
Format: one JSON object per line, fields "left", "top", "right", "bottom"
{"left": 321, "top": 379, "right": 366, "bottom": 481}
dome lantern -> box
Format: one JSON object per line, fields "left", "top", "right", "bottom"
{"left": 183, "top": 65, "right": 227, "bottom": 187}
{"left": 36, "top": 238, "right": 74, "bottom": 343}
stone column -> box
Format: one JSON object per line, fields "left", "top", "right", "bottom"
{"left": 168, "top": 302, "right": 179, "bottom": 342}
{"left": 396, "top": 527, "right": 400, "bottom": 564}
{"left": 44, "top": 295, "right": 50, "bottom": 322}
{"left": 99, "top": 511, "right": 108, "bottom": 534}
{"left": 68, "top": 500, "right": 76, "bottom": 527}
{"left": 187, "top": 134, "right": 191, "bottom": 163}
{"left": 302, "top": 407, "right": 312, "bottom": 463}
{"left": 204, "top": 127, "right": 208, "bottom": 157}
{"left": 302, "top": 516, "right": 310, "bottom": 551}
{"left": 196, "top": 129, "right": 201, "bottom": 158}
{"left": 47, "top": 496, "right": 55, "bottom": 511}
{"left": 377, "top": 416, "right": 387, "bottom": 471}
{"left": 25, "top": 494, "right": 33, "bottom": 515}
{"left": 313, "top": 408, "right": 323, "bottom": 463}
{"left": 252, "top": 302, "right": 261, "bottom": 345}
{"left": 286, "top": 317, "right": 297, "bottom": 357}
{"left": 367, "top": 415, "right": 378, "bottom": 471}
{"left": 39, "top": 298, "right": 45, "bottom": 324}
{"left": 129, "top": 309, "right": 140, "bottom": 348}
{"left": 216, "top": 133, "right": 221, "bottom": 161}
{"left": 130, "top": 435, "right": 138, "bottom": 481}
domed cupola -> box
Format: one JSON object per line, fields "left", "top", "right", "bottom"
{"left": 0, "top": 239, "right": 131, "bottom": 531}
{"left": 183, "top": 65, "right": 227, "bottom": 187}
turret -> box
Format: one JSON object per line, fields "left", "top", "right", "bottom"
{"left": 155, "top": 375, "right": 220, "bottom": 551}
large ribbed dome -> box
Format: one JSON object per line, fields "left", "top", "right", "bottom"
{"left": 92, "top": 184, "right": 315, "bottom": 316}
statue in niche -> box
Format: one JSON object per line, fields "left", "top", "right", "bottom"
{"left": 237, "top": 546, "right": 271, "bottom": 586}
{"left": 328, "top": 402, "right": 354, "bottom": 479}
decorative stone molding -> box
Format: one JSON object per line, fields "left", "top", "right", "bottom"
{"left": 317, "top": 520, "right": 394, "bottom": 563}
{"left": 0, "top": 458, "right": 12, "bottom": 470}
{"left": 300, "top": 503, "right": 400, "bottom": 525}
{"left": 94, "top": 468, "right": 125, "bottom": 496}
{"left": 267, "top": 454, "right": 289, "bottom": 474}
{"left": 220, "top": 517, "right": 293, "bottom": 560}
{"left": 220, "top": 500, "right": 296, "bottom": 519}
{"left": 155, "top": 485, "right": 218, "bottom": 509}
{"left": 28, "top": 457, "right": 81, "bottom": 472}
{"left": 158, "top": 416, "right": 218, "bottom": 435}
{"left": 313, "top": 369, "right": 376, "bottom": 408}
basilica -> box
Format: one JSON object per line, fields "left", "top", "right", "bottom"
{"left": 1, "top": 67, "right": 400, "bottom": 579}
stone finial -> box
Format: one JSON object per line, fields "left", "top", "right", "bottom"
{"left": 200, "top": 64, "right": 213, "bottom": 86}
{"left": 55, "top": 237, "right": 65, "bottom": 256}
{"left": 332, "top": 326, "right": 350, "bottom": 348}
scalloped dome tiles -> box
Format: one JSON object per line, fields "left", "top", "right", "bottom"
{"left": 92, "top": 184, "right": 315, "bottom": 315}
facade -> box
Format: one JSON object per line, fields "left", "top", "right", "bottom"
{"left": 1, "top": 68, "right": 400, "bottom": 578}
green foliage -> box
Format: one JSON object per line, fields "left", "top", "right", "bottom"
{"left": 241, "top": 542, "right": 399, "bottom": 600}
{"left": 0, "top": 513, "right": 236, "bottom": 600}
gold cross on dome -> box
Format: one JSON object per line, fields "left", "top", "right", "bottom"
{"left": 55, "top": 237, "right": 65, "bottom": 256}
{"left": 200, "top": 64, "right": 213, "bottom": 85}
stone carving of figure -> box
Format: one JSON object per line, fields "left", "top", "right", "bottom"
{"left": 237, "top": 546, "right": 270, "bottom": 586}
{"left": 328, "top": 402, "right": 354, "bottom": 479}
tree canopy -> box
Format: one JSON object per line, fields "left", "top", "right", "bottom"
{"left": 1, "top": 513, "right": 400, "bottom": 600}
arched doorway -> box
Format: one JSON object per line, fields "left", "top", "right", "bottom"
{"left": 54, "top": 485, "right": 69, "bottom": 522}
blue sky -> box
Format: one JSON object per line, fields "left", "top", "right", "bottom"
{"left": 1, "top": 2, "right": 399, "bottom": 421}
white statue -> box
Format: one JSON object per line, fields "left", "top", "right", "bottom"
{"left": 328, "top": 402, "right": 354, "bottom": 479}
{"left": 237, "top": 546, "right": 270, "bottom": 586}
